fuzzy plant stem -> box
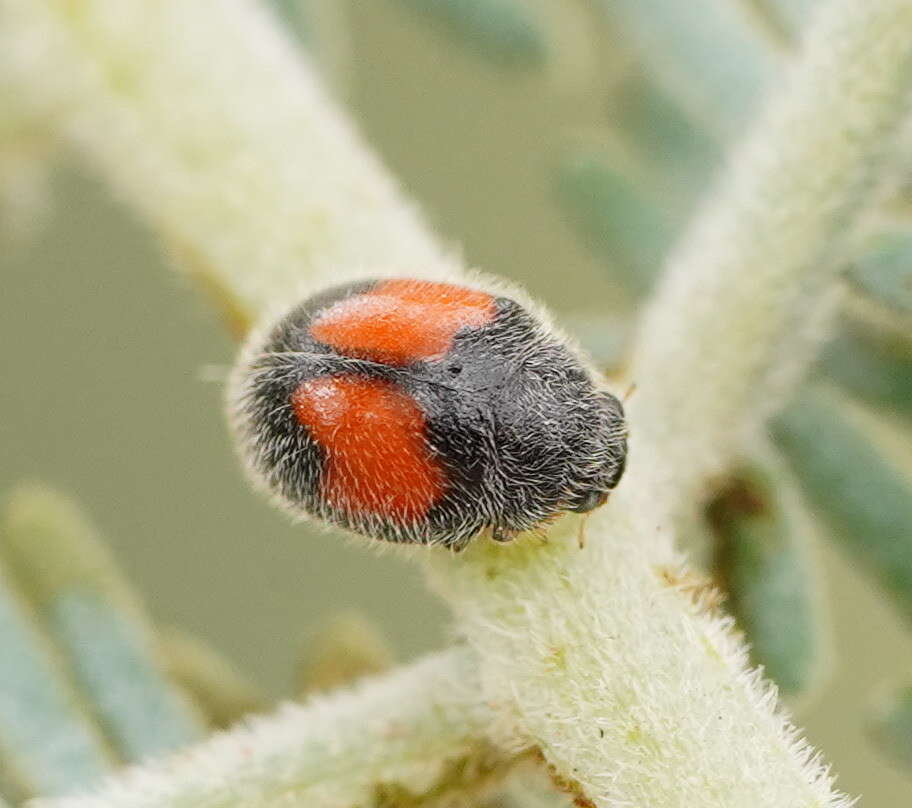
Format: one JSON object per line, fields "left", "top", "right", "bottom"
{"left": 431, "top": 1, "right": 912, "bottom": 806}
{"left": 34, "top": 648, "right": 517, "bottom": 808}
{"left": 628, "top": 0, "right": 912, "bottom": 517}
{"left": 0, "top": 0, "right": 458, "bottom": 335}
{"left": 4, "top": 1, "right": 912, "bottom": 807}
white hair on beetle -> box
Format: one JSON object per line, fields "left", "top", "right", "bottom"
{"left": 226, "top": 272, "right": 627, "bottom": 550}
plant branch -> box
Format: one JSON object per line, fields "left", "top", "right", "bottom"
{"left": 0, "top": 0, "right": 456, "bottom": 333}
{"left": 34, "top": 648, "right": 521, "bottom": 808}
{"left": 627, "top": 0, "right": 912, "bottom": 517}
{"left": 429, "top": 0, "right": 912, "bottom": 805}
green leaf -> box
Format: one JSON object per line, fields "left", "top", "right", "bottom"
{"left": 758, "top": 0, "right": 819, "bottom": 40}
{"left": 708, "top": 455, "right": 821, "bottom": 695}
{"left": 610, "top": 74, "right": 720, "bottom": 211}
{"left": 554, "top": 148, "right": 673, "bottom": 298}
{"left": 298, "top": 611, "right": 394, "bottom": 695}
{"left": 0, "top": 560, "right": 112, "bottom": 795}
{"left": 0, "top": 744, "right": 37, "bottom": 805}
{"left": 597, "top": 0, "right": 777, "bottom": 139}
{"left": 819, "top": 322, "right": 912, "bottom": 421}
{"left": 848, "top": 231, "right": 912, "bottom": 320}
{"left": 269, "top": 0, "right": 310, "bottom": 42}
{"left": 774, "top": 386, "right": 912, "bottom": 622}
{"left": 159, "top": 628, "right": 265, "bottom": 730}
{"left": 267, "top": 1, "right": 353, "bottom": 100}
{"left": 870, "top": 682, "right": 912, "bottom": 771}
{"left": 396, "top": 0, "right": 548, "bottom": 68}
{"left": 1, "top": 485, "right": 205, "bottom": 764}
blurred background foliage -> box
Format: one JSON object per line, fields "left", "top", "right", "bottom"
{"left": 1, "top": 0, "right": 911, "bottom": 804}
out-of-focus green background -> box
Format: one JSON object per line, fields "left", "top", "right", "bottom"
{"left": 2, "top": 2, "right": 911, "bottom": 804}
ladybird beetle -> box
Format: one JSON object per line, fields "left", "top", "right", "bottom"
{"left": 228, "top": 278, "right": 627, "bottom": 549}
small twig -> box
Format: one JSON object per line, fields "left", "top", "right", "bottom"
{"left": 34, "top": 648, "right": 519, "bottom": 808}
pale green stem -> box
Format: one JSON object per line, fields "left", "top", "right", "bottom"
{"left": 627, "top": 0, "right": 912, "bottom": 518}
{"left": 0, "top": 0, "right": 455, "bottom": 334}
{"left": 427, "top": 506, "right": 849, "bottom": 808}
{"left": 431, "top": 1, "right": 912, "bottom": 805}
{"left": 35, "top": 648, "right": 517, "bottom": 808}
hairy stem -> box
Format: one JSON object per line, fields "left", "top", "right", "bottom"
{"left": 432, "top": 0, "right": 912, "bottom": 805}
{"left": 0, "top": 0, "right": 454, "bottom": 332}
{"left": 628, "top": 0, "right": 912, "bottom": 516}
{"left": 34, "top": 648, "right": 520, "bottom": 808}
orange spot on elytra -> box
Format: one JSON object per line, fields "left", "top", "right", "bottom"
{"left": 310, "top": 279, "right": 494, "bottom": 366}
{"left": 292, "top": 375, "right": 446, "bottom": 523}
